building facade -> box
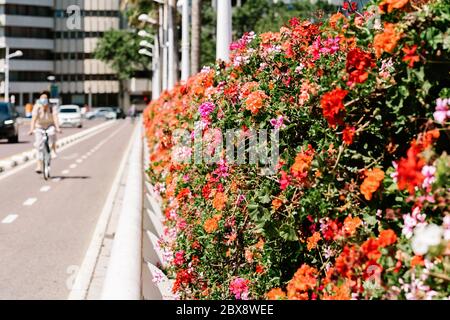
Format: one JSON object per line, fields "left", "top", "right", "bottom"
{"left": 0, "top": 0, "right": 149, "bottom": 111}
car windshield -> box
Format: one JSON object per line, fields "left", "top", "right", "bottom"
{"left": 60, "top": 108, "right": 78, "bottom": 113}
{"left": 0, "top": 103, "right": 11, "bottom": 116}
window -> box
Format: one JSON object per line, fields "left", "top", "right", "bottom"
{"left": 3, "top": 26, "right": 53, "bottom": 39}
{"left": 10, "top": 71, "right": 51, "bottom": 82}
{"left": 0, "top": 48, "right": 53, "bottom": 60}
{"left": 4, "top": 4, "right": 53, "bottom": 17}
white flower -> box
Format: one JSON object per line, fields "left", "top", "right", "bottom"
{"left": 411, "top": 224, "right": 444, "bottom": 255}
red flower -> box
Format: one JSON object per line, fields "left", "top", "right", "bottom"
{"left": 346, "top": 48, "right": 375, "bottom": 87}
{"left": 320, "top": 89, "right": 348, "bottom": 127}
{"left": 279, "top": 170, "right": 291, "bottom": 190}
{"left": 402, "top": 45, "right": 420, "bottom": 68}
{"left": 396, "top": 143, "right": 425, "bottom": 194}
{"left": 342, "top": 126, "right": 356, "bottom": 145}
{"left": 289, "top": 17, "right": 300, "bottom": 27}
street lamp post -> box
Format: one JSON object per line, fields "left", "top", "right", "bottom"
{"left": 4, "top": 47, "right": 23, "bottom": 103}
{"left": 180, "top": 0, "right": 190, "bottom": 81}
{"left": 216, "top": 0, "right": 232, "bottom": 62}
{"left": 167, "top": 0, "right": 177, "bottom": 89}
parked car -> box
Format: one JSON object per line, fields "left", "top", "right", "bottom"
{"left": 0, "top": 102, "right": 19, "bottom": 143}
{"left": 58, "top": 105, "right": 82, "bottom": 128}
{"left": 85, "top": 107, "right": 116, "bottom": 120}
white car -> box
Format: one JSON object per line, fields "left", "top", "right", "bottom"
{"left": 58, "top": 105, "right": 83, "bottom": 128}
{"left": 85, "top": 107, "right": 116, "bottom": 120}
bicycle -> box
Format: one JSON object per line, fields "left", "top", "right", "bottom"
{"left": 36, "top": 126, "right": 55, "bottom": 180}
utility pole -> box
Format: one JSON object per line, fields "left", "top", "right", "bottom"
{"left": 181, "top": 0, "right": 190, "bottom": 81}
{"left": 216, "top": 0, "right": 232, "bottom": 62}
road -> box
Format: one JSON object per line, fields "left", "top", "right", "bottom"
{"left": 0, "top": 120, "right": 134, "bottom": 299}
{"left": 0, "top": 119, "right": 107, "bottom": 161}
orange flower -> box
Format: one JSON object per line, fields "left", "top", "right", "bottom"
{"left": 307, "top": 232, "right": 322, "bottom": 251}
{"left": 259, "top": 32, "right": 280, "bottom": 45}
{"left": 411, "top": 255, "right": 425, "bottom": 267}
{"left": 360, "top": 168, "right": 385, "bottom": 200}
{"left": 373, "top": 23, "right": 401, "bottom": 58}
{"left": 245, "top": 90, "right": 268, "bottom": 114}
{"left": 241, "top": 81, "right": 259, "bottom": 97}
{"left": 266, "top": 288, "right": 286, "bottom": 300}
{"left": 290, "top": 145, "right": 314, "bottom": 178}
{"left": 272, "top": 198, "right": 283, "bottom": 211}
{"left": 379, "top": 0, "right": 409, "bottom": 13}
{"left": 204, "top": 214, "right": 222, "bottom": 233}
{"left": 378, "top": 229, "right": 397, "bottom": 247}
{"left": 287, "top": 264, "right": 318, "bottom": 300}
{"left": 255, "top": 238, "right": 265, "bottom": 250}
{"left": 245, "top": 249, "right": 254, "bottom": 263}
{"left": 322, "top": 281, "right": 352, "bottom": 300}
{"left": 343, "top": 216, "right": 362, "bottom": 237}
{"left": 213, "top": 192, "right": 228, "bottom": 211}
{"left": 329, "top": 12, "right": 347, "bottom": 29}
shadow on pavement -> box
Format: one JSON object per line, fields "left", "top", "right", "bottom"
{"left": 52, "top": 176, "right": 91, "bottom": 180}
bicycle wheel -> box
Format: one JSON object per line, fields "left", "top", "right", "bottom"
{"left": 43, "top": 144, "right": 51, "bottom": 180}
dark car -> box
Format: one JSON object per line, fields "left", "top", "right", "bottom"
{"left": 0, "top": 102, "right": 19, "bottom": 143}
{"left": 113, "top": 107, "right": 126, "bottom": 119}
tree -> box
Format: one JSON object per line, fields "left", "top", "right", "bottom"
{"left": 94, "top": 29, "right": 151, "bottom": 105}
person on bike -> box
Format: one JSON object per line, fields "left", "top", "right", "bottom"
{"left": 28, "top": 91, "right": 61, "bottom": 173}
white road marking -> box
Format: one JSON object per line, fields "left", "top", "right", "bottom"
{"left": 40, "top": 185, "right": 51, "bottom": 192}
{"left": 62, "top": 170, "right": 70, "bottom": 175}
{"left": 52, "top": 177, "right": 61, "bottom": 182}
{"left": 70, "top": 164, "right": 77, "bottom": 169}
{"left": 76, "top": 159, "right": 83, "bottom": 163}
{"left": 82, "top": 155, "right": 88, "bottom": 159}
{"left": 2, "top": 214, "right": 18, "bottom": 224}
{"left": 23, "top": 198, "right": 37, "bottom": 206}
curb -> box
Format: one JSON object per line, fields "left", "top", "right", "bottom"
{"left": 0, "top": 121, "right": 115, "bottom": 174}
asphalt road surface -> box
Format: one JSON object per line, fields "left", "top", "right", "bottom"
{"left": 0, "top": 118, "right": 108, "bottom": 161}
{"left": 0, "top": 120, "right": 134, "bottom": 299}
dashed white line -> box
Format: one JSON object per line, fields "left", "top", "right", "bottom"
{"left": 2, "top": 214, "right": 18, "bottom": 224}
{"left": 62, "top": 170, "right": 70, "bottom": 175}
{"left": 70, "top": 164, "right": 77, "bottom": 169}
{"left": 23, "top": 198, "right": 37, "bottom": 206}
{"left": 52, "top": 177, "right": 61, "bottom": 182}
{"left": 77, "top": 159, "right": 83, "bottom": 163}
{"left": 40, "top": 185, "right": 51, "bottom": 192}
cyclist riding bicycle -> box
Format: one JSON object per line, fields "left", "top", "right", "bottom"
{"left": 28, "top": 91, "right": 61, "bottom": 174}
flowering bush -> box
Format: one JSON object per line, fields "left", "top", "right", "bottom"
{"left": 144, "top": 0, "right": 450, "bottom": 300}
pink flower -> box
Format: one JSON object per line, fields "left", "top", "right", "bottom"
{"left": 270, "top": 116, "right": 286, "bottom": 129}
{"left": 433, "top": 98, "right": 450, "bottom": 124}
{"left": 443, "top": 215, "right": 450, "bottom": 240}
{"left": 421, "top": 165, "right": 436, "bottom": 189}
{"left": 173, "top": 250, "right": 185, "bottom": 266}
{"left": 229, "top": 277, "right": 250, "bottom": 300}
{"left": 199, "top": 102, "right": 216, "bottom": 120}
{"left": 402, "top": 207, "right": 427, "bottom": 239}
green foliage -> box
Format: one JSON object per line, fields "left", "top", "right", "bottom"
{"left": 94, "top": 29, "right": 151, "bottom": 81}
